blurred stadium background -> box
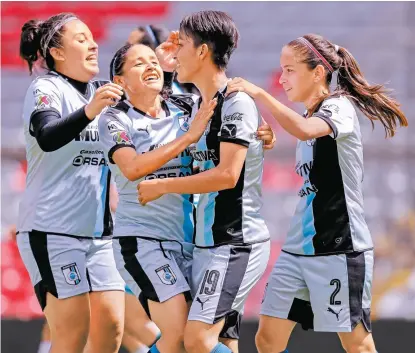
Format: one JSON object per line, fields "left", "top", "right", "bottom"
{"left": 1, "top": 1, "right": 415, "bottom": 352}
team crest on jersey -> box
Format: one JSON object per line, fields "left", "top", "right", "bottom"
{"left": 178, "top": 114, "right": 191, "bottom": 132}
{"left": 155, "top": 264, "right": 177, "bottom": 285}
{"left": 113, "top": 131, "right": 132, "bottom": 145}
{"left": 61, "top": 263, "right": 81, "bottom": 285}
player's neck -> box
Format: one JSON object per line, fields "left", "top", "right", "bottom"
{"left": 54, "top": 64, "right": 92, "bottom": 83}
{"left": 129, "top": 93, "right": 162, "bottom": 118}
{"left": 304, "top": 85, "right": 330, "bottom": 111}
{"left": 194, "top": 68, "right": 228, "bottom": 103}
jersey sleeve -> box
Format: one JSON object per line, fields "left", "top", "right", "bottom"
{"left": 218, "top": 92, "right": 259, "bottom": 147}
{"left": 25, "top": 78, "right": 63, "bottom": 120}
{"left": 98, "top": 110, "right": 135, "bottom": 164}
{"left": 312, "top": 97, "right": 355, "bottom": 139}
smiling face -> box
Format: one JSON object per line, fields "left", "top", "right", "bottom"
{"left": 52, "top": 19, "right": 99, "bottom": 80}
{"left": 279, "top": 45, "right": 319, "bottom": 103}
{"left": 115, "top": 44, "right": 164, "bottom": 96}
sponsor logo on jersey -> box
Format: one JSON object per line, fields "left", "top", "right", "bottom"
{"left": 327, "top": 307, "right": 342, "bottom": 321}
{"left": 33, "top": 89, "right": 57, "bottom": 110}
{"left": 295, "top": 161, "right": 313, "bottom": 177}
{"left": 321, "top": 104, "right": 340, "bottom": 114}
{"left": 75, "top": 129, "right": 100, "bottom": 142}
{"left": 107, "top": 120, "right": 125, "bottom": 133}
{"left": 298, "top": 182, "right": 318, "bottom": 198}
{"left": 196, "top": 297, "right": 210, "bottom": 310}
{"left": 223, "top": 112, "right": 243, "bottom": 122}
{"left": 137, "top": 124, "right": 152, "bottom": 135}
{"left": 145, "top": 170, "right": 192, "bottom": 180}
{"left": 155, "top": 264, "right": 177, "bottom": 285}
{"left": 191, "top": 149, "right": 218, "bottom": 162}
{"left": 113, "top": 131, "right": 132, "bottom": 145}
{"left": 61, "top": 263, "right": 81, "bottom": 285}
{"left": 72, "top": 155, "right": 108, "bottom": 167}
{"left": 220, "top": 124, "right": 237, "bottom": 138}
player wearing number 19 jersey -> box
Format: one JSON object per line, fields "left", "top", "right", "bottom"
{"left": 136, "top": 12, "right": 271, "bottom": 353}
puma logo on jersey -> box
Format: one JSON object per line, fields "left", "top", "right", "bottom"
{"left": 221, "top": 124, "right": 237, "bottom": 138}
{"left": 327, "top": 307, "right": 343, "bottom": 321}
{"left": 137, "top": 124, "right": 152, "bottom": 135}
{"left": 196, "top": 297, "right": 210, "bottom": 310}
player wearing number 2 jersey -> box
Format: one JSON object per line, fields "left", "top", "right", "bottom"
{"left": 226, "top": 34, "right": 408, "bottom": 353}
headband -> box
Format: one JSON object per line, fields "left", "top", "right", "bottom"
{"left": 297, "top": 37, "right": 334, "bottom": 73}
{"left": 42, "top": 16, "right": 78, "bottom": 57}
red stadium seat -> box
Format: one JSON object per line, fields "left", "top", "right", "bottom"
{"left": 1, "top": 240, "right": 43, "bottom": 319}
{"left": 1, "top": 2, "right": 171, "bottom": 68}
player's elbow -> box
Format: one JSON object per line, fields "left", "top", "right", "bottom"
{"left": 296, "top": 128, "right": 314, "bottom": 141}
{"left": 219, "top": 168, "right": 240, "bottom": 189}
{"left": 37, "top": 139, "right": 58, "bottom": 152}
{"left": 122, "top": 167, "right": 144, "bottom": 182}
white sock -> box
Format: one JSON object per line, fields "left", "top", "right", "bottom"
{"left": 134, "top": 345, "right": 150, "bottom": 353}
{"left": 37, "top": 341, "right": 51, "bottom": 353}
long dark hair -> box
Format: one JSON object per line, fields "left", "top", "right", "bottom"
{"left": 20, "top": 12, "right": 78, "bottom": 74}
{"left": 288, "top": 34, "right": 408, "bottom": 137}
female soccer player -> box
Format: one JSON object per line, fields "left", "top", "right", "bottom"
{"left": 17, "top": 13, "right": 125, "bottom": 353}
{"left": 225, "top": 34, "right": 408, "bottom": 353}
{"left": 138, "top": 11, "right": 272, "bottom": 353}
{"left": 99, "top": 42, "right": 217, "bottom": 353}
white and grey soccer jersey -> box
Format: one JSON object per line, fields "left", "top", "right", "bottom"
{"left": 188, "top": 87, "right": 270, "bottom": 339}
{"left": 283, "top": 96, "right": 373, "bottom": 256}
{"left": 16, "top": 72, "right": 124, "bottom": 308}
{"left": 17, "top": 72, "right": 112, "bottom": 238}
{"left": 99, "top": 95, "right": 199, "bottom": 303}
{"left": 192, "top": 88, "right": 270, "bottom": 247}
{"left": 98, "top": 96, "right": 199, "bottom": 243}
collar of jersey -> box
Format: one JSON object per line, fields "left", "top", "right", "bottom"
{"left": 124, "top": 99, "right": 170, "bottom": 120}
{"left": 197, "top": 83, "right": 228, "bottom": 108}
{"left": 49, "top": 70, "right": 89, "bottom": 96}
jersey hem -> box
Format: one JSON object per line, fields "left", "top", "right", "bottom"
{"left": 194, "top": 237, "right": 270, "bottom": 249}
{"left": 108, "top": 144, "right": 136, "bottom": 164}
{"left": 218, "top": 136, "right": 250, "bottom": 147}
{"left": 281, "top": 247, "right": 374, "bottom": 257}
{"left": 17, "top": 229, "right": 112, "bottom": 240}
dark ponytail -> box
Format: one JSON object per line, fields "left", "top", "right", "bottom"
{"left": 19, "top": 12, "right": 78, "bottom": 75}
{"left": 289, "top": 34, "right": 408, "bottom": 138}
{"left": 20, "top": 20, "right": 44, "bottom": 74}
